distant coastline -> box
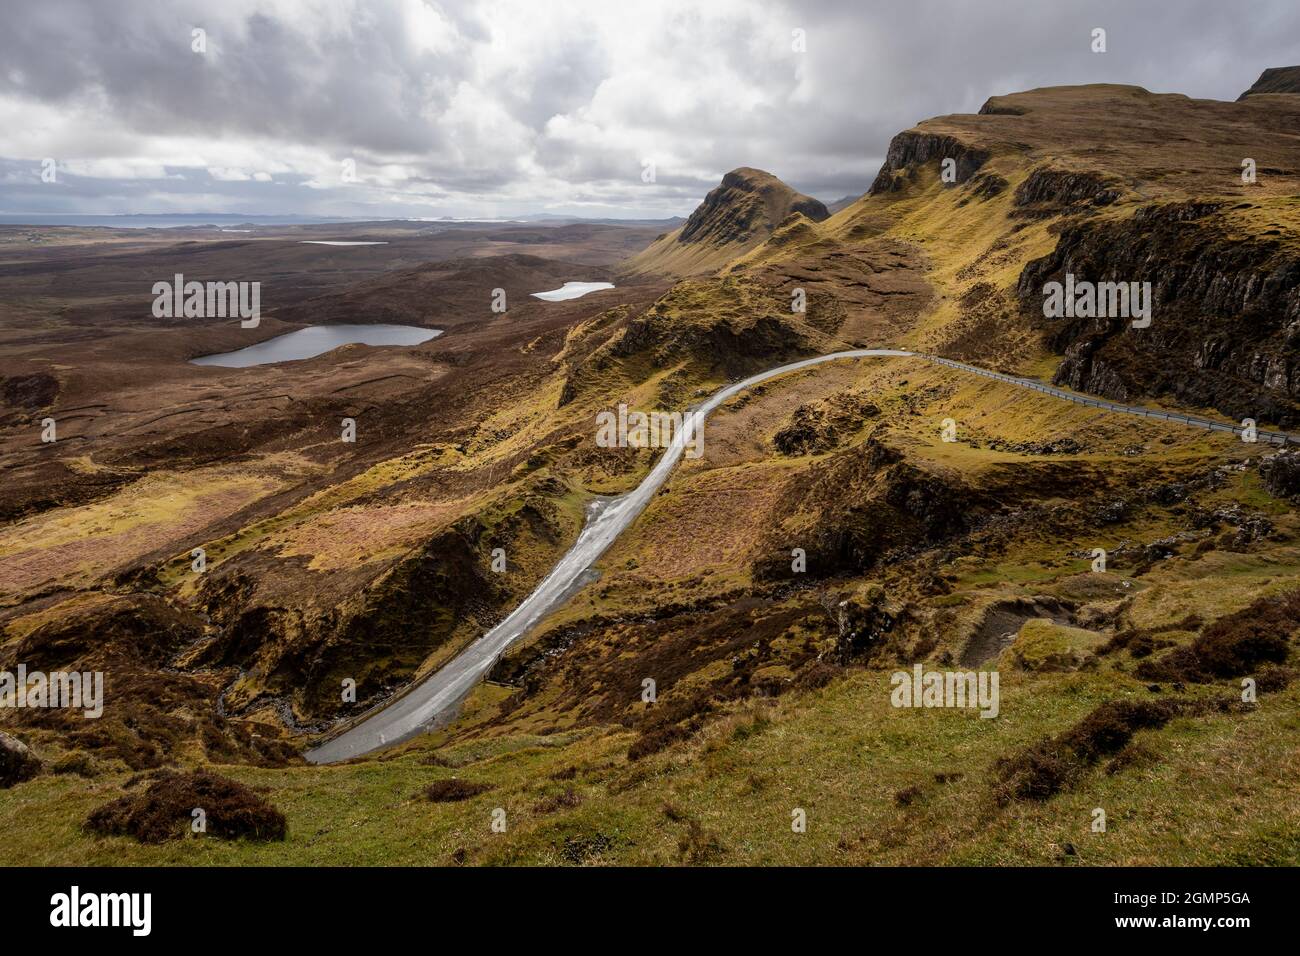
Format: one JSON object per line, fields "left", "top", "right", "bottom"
{"left": 0, "top": 213, "right": 363, "bottom": 229}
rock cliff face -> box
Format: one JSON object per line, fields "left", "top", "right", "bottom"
{"left": 1018, "top": 202, "right": 1300, "bottom": 425}
{"left": 869, "top": 131, "right": 989, "bottom": 194}
{"left": 1012, "top": 167, "right": 1120, "bottom": 212}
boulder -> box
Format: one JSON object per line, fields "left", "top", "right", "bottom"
{"left": 0, "top": 731, "right": 41, "bottom": 788}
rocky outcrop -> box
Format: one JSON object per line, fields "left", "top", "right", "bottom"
{"left": 773, "top": 393, "right": 880, "bottom": 456}
{"left": 755, "top": 439, "right": 997, "bottom": 581}
{"left": 1013, "top": 167, "right": 1120, "bottom": 211}
{"left": 606, "top": 278, "right": 817, "bottom": 378}
{"left": 833, "top": 583, "right": 900, "bottom": 665}
{"left": 1238, "top": 65, "right": 1300, "bottom": 100}
{"left": 678, "top": 167, "right": 828, "bottom": 246}
{"left": 623, "top": 168, "right": 829, "bottom": 276}
{"left": 1018, "top": 202, "right": 1300, "bottom": 425}
{"left": 1261, "top": 450, "right": 1300, "bottom": 498}
{"left": 965, "top": 171, "right": 1009, "bottom": 202}
{"left": 869, "top": 131, "right": 990, "bottom": 194}
{"left": 0, "top": 732, "right": 41, "bottom": 788}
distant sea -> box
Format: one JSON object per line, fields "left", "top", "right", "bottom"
{"left": 0, "top": 214, "right": 363, "bottom": 229}
{"left": 0, "top": 213, "right": 673, "bottom": 229}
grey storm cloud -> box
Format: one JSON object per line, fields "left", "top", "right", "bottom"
{"left": 0, "top": 0, "right": 1296, "bottom": 219}
{"left": 0, "top": 1, "right": 477, "bottom": 155}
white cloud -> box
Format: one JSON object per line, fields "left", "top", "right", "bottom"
{"left": 0, "top": 0, "right": 1296, "bottom": 218}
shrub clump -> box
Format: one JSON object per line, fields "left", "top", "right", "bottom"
{"left": 794, "top": 660, "right": 840, "bottom": 691}
{"left": 1254, "top": 665, "right": 1295, "bottom": 694}
{"left": 1136, "top": 591, "right": 1297, "bottom": 683}
{"left": 894, "top": 784, "right": 923, "bottom": 807}
{"left": 626, "top": 689, "right": 714, "bottom": 761}
{"left": 534, "top": 788, "right": 582, "bottom": 814}
{"left": 992, "top": 698, "right": 1236, "bottom": 803}
{"left": 422, "top": 778, "right": 493, "bottom": 802}
{"left": 561, "top": 832, "right": 616, "bottom": 865}
{"left": 627, "top": 723, "right": 691, "bottom": 761}
{"left": 677, "top": 819, "right": 725, "bottom": 863}
{"left": 86, "top": 770, "right": 287, "bottom": 843}
{"left": 50, "top": 752, "right": 98, "bottom": 777}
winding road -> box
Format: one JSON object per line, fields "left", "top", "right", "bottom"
{"left": 306, "top": 348, "right": 1295, "bottom": 763}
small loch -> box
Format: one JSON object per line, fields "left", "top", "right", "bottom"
{"left": 530, "top": 281, "right": 615, "bottom": 301}
{"left": 191, "top": 324, "right": 441, "bottom": 367}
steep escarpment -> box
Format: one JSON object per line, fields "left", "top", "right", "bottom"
{"left": 869, "top": 131, "right": 990, "bottom": 194}
{"left": 623, "top": 168, "right": 829, "bottom": 277}
{"left": 1012, "top": 167, "right": 1121, "bottom": 214}
{"left": 860, "top": 83, "right": 1300, "bottom": 209}
{"left": 1238, "top": 65, "right": 1300, "bottom": 99}
{"left": 1019, "top": 201, "right": 1300, "bottom": 425}
{"left": 806, "top": 80, "right": 1300, "bottom": 409}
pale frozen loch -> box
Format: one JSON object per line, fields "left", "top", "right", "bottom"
{"left": 192, "top": 324, "right": 441, "bottom": 367}
{"left": 299, "top": 240, "right": 389, "bottom": 246}
{"left": 530, "top": 281, "right": 615, "bottom": 301}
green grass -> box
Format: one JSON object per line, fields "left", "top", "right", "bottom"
{"left": 5, "top": 662, "right": 1296, "bottom": 866}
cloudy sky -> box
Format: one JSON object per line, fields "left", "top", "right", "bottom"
{"left": 0, "top": 0, "right": 1295, "bottom": 220}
